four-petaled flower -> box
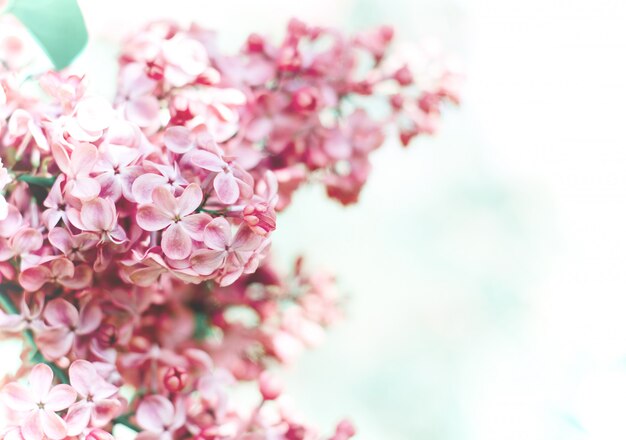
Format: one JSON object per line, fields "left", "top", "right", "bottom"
{"left": 136, "top": 184, "right": 209, "bottom": 260}
{"left": 65, "top": 360, "right": 121, "bottom": 435}
{"left": 1, "top": 363, "right": 76, "bottom": 440}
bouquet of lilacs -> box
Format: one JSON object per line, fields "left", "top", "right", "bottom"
{"left": 0, "top": 15, "right": 459, "bottom": 440}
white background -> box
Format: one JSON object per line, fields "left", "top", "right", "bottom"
{"left": 5, "top": 0, "right": 626, "bottom": 438}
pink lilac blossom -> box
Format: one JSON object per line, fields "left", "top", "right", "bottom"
{"left": 0, "top": 15, "right": 458, "bottom": 439}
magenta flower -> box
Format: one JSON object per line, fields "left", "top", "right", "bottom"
{"left": 136, "top": 395, "right": 185, "bottom": 440}
{"left": 136, "top": 184, "right": 210, "bottom": 260}
{"left": 64, "top": 360, "right": 121, "bottom": 435}
{"left": 1, "top": 364, "right": 77, "bottom": 440}
{"left": 36, "top": 299, "right": 103, "bottom": 360}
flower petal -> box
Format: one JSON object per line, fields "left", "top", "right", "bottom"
{"left": 136, "top": 205, "right": 172, "bottom": 231}
{"left": 203, "top": 217, "right": 230, "bottom": 250}
{"left": 91, "top": 398, "right": 122, "bottom": 427}
{"left": 68, "top": 360, "right": 97, "bottom": 397}
{"left": 177, "top": 183, "right": 202, "bottom": 217}
{"left": 136, "top": 395, "right": 173, "bottom": 431}
{"left": 1, "top": 382, "right": 34, "bottom": 411}
{"left": 44, "top": 299, "right": 79, "bottom": 328}
{"left": 21, "top": 410, "right": 43, "bottom": 440}
{"left": 77, "top": 301, "right": 103, "bottom": 335}
{"left": 190, "top": 249, "right": 225, "bottom": 276}
{"left": 69, "top": 177, "right": 101, "bottom": 201}
{"left": 214, "top": 172, "right": 239, "bottom": 204}
{"left": 189, "top": 150, "right": 224, "bottom": 172}
{"left": 41, "top": 409, "right": 68, "bottom": 440}
{"left": 65, "top": 401, "right": 91, "bottom": 436}
{"left": 161, "top": 223, "right": 192, "bottom": 260}
{"left": 29, "top": 364, "right": 53, "bottom": 402}
{"left": 80, "top": 198, "right": 114, "bottom": 232}
{"left": 150, "top": 186, "right": 177, "bottom": 215}
{"left": 45, "top": 384, "right": 76, "bottom": 411}
{"left": 132, "top": 173, "right": 167, "bottom": 204}
{"left": 180, "top": 213, "right": 211, "bottom": 241}
{"left": 164, "top": 126, "right": 194, "bottom": 154}
{"left": 19, "top": 266, "right": 51, "bottom": 291}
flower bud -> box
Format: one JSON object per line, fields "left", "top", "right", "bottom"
{"left": 163, "top": 366, "right": 188, "bottom": 393}
{"left": 291, "top": 87, "right": 319, "bottom": 113}
{"left": 331, "top": 419, "right": 356, "bottom": 439}
{"left": 393, "top": 65, "right": 413, "bottom": 86}
{"left": 259, "top": 371, "right": 282, "bottom": 400}
{"left": 243, "top": 203, "right": 276, "bottom": 236}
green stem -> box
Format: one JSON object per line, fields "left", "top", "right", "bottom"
{"left": 16, "top": 174, "right": 57, "bottom": 188}
{"left": 113, "top": 414, "right": 141, "bottom": 432}
{"left": 0, "top": 285, "right": 69, "bottom": 383}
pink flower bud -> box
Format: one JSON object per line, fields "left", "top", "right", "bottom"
{"left": 291, "top": 87, "right": 319, "bottom": 113}
{"left": 331, "top": 419, "right": 356, "bottom": 439}
{"left": 259, "top": 371, "right": 282, "bottom": 400}
{"left": 164, "top": 366, "right": 188, "bottom": 393}
{"left": 393, "top": 65, "right": 413, "bottom": 86}
{"left": 243, "top": 203, "right": 276, "bottom": 236}
{"left": 246, "top": 33, "right": 265, "bottom": 53}
{"left": 389, "top": 94, "right": 404, "bottom": 110}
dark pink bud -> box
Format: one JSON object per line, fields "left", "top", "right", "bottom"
{"left": 389, "top": 94, "right": 404, "bottom": 110}
{"left": 291, "top": 87, "right": 319, "bottom": 113}
{"left": 393, "top": 65, "right": 413, "bottom": 86}
{"left": 247, "top": 33, "right": 265, "bottom": 53}
{"left": 164, "top": 366, "right": 188, "bottom": 393}
{"left": 418, "top": 92, "right": 441, "bottom": 114}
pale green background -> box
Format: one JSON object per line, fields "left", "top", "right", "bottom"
{"left": 4, "top": 0, "right": 626, "bottom": 439}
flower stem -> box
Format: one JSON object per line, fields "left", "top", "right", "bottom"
{"left": 113, "top": 414, "right": 141, "bottom": 432}
{"left": 15, "top": 174, "right": 57, "bottom": 188}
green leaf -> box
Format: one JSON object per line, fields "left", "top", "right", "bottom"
{"left": 7, "top": 0, "right": 88, "bottom": 70}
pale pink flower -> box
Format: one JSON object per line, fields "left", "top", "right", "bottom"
{"left": 131, "top": 162, "right": 188, "bottom": 204}
{"left": 0, "top": 291, "right": 44, "bottom": 333}
{"left": 50, "top": 143, "right": 101, "bottom": 202}
{"left": 42, "top": 176, "right": 70, "bottom": 230}
{"left": 136, "top": 184, "right": 209, "bottom": 260}
{"left": 188, "top": 150, "right": 252, "bottom": 204}
{"left": 93, "top": 143, "right": 143, "bottom": 202}
{"left": 1, "top": 364, "right": 76, "bottom": 440}
{"left": 67, "top": 198, "right": 127, "bottom": 244}
{"left": 19, "top": 258, "right": 92, "bottom": 292}
{"left": 136, "top": 395, "right": 186, "bottom": 440}
{"left": 190, "top": 218, "right": 262, "bottom": 284}
{"left": 36, "top": 299, "right": 103, "bottom": 360}
{"left": 65, "top": 360, "right": 121, "bottom": 435}
{"left": 48, "top": 228, "right": 99, "bottom": 262}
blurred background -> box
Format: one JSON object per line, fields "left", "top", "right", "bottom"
{"left": 7, "top": 0, "right": 626, "bottom": 438}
